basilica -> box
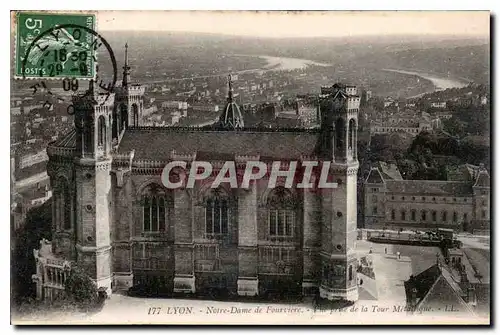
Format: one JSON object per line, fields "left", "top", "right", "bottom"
{"left": 33, "top": 45, "right": 361, "bottom": 302}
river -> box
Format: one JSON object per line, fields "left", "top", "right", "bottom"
{"left": 145, "top": 55, "right": 467, "bottom": 98}
{"left": 382, "top": 68, "right": 469, "bottom": 96}
{"left": 234, "top": 54, "right": 331, "bottom": 72}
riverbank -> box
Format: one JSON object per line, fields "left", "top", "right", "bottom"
{"left": 382, "top": 68, "right": 469, "bottom": 98}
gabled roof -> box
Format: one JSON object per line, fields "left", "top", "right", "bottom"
{"left": 405, "top": 264, "right": 475, "bottom": 315}
{"left": 405, "top": 264, "right": 441, "bottom": 303}
{"left": 51, "top": 129, "right": 76, "bottom": 148}
{"left": 474, "top": 170, "right": 490, "bottom": 188}
{"left": 376, "top": 161, "right": 403, "bottom": 180}
{"left": 365, "top": 168, "right": 385, "bottom": 184}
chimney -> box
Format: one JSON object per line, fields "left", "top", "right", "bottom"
{"left": 460, "top": 265, "right": 469, "bottom": 284}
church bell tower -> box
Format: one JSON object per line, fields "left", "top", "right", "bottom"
{"left": 318, "top": 83, "right": 360, "bottom": 302}
{"left": 72, "top": 81, "right": 114, "bottom": 295}
{"left": 114, "top": 43, "right": 145, "bottom": 139}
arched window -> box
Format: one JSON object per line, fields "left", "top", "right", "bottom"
{"left": 205, "top": 188, "right": 230, "bottom": 239}
{"left": 113, "top": 106, "right": 119, "bottom": 137}
{"left": 57, "top": 177, "right": 71, "bottom": 230}
{"left": 401, "top": 210, "right": 406, "bottom": 221}
{"left": 267, "top": 187, "right": 296, "bottom": 240}
{"left": 453, "top": 211, "right": 458, "bottom": 222}
{"left": 421, "top": 210, "right": 427, "bottom": 221}
{"left": 442, "top": 211, "right": 447, "bottom": 222}
{"left": 432, "top": 211, "right": 437, "bottom": 222}
{"left": 348, "top": 118, "right": 356, "bottom": 154}
{"left": 97, "top": 115, "right": 106, "bottom": 147}
{"left": 109, "top": 114, "right": 112, "bottom": 141}
{"left": 120, "top": 104, "right": 128, "bottom": 132}
{"left": 132, "top": 103, "right": 139, "bottom": 127}
{"left": 411, "top": 209, "right": 416, "bottom": 221}
{"left": 348, "top": 265, "right": 353, "bottom": 281}
{"left": 391, "top": 209, "right": 396, "bottom": 221}
{"left": 335, "top": 118, "right": 345, "bottom": 151}
{"left": 142, "top": 184, "right": 168, "bottom": 232}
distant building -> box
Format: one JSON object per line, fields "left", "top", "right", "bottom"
{"left": 190, "top": 104, "right": 218, "bottom": 113}
{"left": 434, "top": 111, "right": 453, "bottom": 120}
{"left": 384, "top": 97, "right": 397, "bottom": 108}
{"left": 18, "top": 149, "right": 49, "bottom": 169}
{"left": 430, "top": 101, "right": 447, "bottom": 109}
{"left": 480, "top": 95, "right": 488, "bottom": 106}
{"left": 370, "top": 111, "right": 433, "bottom": 136}
{"left": 365, "top": 90, "right": 372, "bottom": 101}
{"left": 278, "top": 96, "right": 320, "bottom": 128}
{"left": 364, "top": 162, "right": 490, "bottom": 232}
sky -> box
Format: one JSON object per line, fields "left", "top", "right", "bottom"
{"left": 97, "top": 11, "right": 490, "bottom": 38}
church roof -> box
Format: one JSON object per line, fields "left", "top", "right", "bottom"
{"left": 385, "top": 180, "right": 473, "bottom": 196}
{"left": 376, "top": 161, "right": 403, "bottom": 180}
{"left": 474, "top": 170, "right": 490, "bottom": 188}
{"left": 365, "top": 168, "right": 385, "bottom": 184}
{"left": 51, "top": 129, "right": 76, "bottom": 148}
{"left": 117, "top": 128, "right": 319, "bottom": 161}
{"left": 219, "top": 101, "right": 244, "bottom": 129}
{"left": 404, "top": 263, "right": 475, "bottom": 315}
{"left": 219, "top": 74, "right": 244, "bottom": 129}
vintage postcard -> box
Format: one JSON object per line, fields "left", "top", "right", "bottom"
{"left": 10, "top": 10, "right": 490, "bottom": 325}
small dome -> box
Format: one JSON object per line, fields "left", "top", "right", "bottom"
{"left": 220, "top": 101, "right": 244, "bottom": 129}
{"left": 218, "top": 74, "right": 244, "bottom": 129}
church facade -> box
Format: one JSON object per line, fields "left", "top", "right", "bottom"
{"left": 33, "top": 46, "right": 361, "bottom": 302}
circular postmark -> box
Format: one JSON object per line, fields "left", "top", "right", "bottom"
{"left": 21, "top": 23, "right": 118, "bottom": 110}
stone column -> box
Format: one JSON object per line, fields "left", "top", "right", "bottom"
{"left": 302, "top": 187, "right": 320, "bottom": 295}
{"left": 173, "top": 189, "right": 195, "bottom": 293}
{"left": 237, "top": 183, "right": 259, "bottom": 296}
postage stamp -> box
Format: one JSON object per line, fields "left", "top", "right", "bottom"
{"left": 14, "top": 11, "right": 96, "bottom": 79}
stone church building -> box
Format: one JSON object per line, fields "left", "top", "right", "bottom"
{"left": 33, "top": 46, "right": 361, "bottom": 302}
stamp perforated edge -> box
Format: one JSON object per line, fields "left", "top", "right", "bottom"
{"left": 12, "top": 10, "right": 98, "bottom": 81}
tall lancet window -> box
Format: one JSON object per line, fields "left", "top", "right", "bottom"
{"left": 112, "top": 106, "right": 118, "bottom": 139}
{"left": 57, "top": 177, "right": 71, "bottom": 230}
{"left": 119, "top": 104, "right": 128, "bottom": 133}
{"left": 132, "top": 104, "right": 139, "bottom": 127}
{"left": 142, "top": 184, "right": 168, "bottom": 233}
{"left": 348, "top": 118, "right": 356, "bottom": 157}
{"left": 97, "top": 115, "right": 106, "bottom": 147}
{"left": 335, "top": 118, "right": 345, "bottom": 151}
{"left": 204, "top": 188, "right": 230, "bottom": 239}
{"left": 267, "top": 187, "right": 296, "bottom": 240}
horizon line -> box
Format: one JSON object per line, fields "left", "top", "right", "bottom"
{"left": 97, "top": 29, "right": 490, "bottom": 39}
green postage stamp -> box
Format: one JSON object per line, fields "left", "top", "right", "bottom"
{"left": 14, "top": 11, "right": 96, "bottom": 79}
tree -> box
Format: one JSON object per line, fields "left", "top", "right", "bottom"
{"left": 398, "top": 159, "right": 418, "bottom": 179}
{"left": 12, "top": 201, "right": 52, "bottom": 302}
{"left": 442, "top": 117, "right": 465, "bottom": 138}
{"left": 64, "top": 265, "right": 99, "bottom": 311}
